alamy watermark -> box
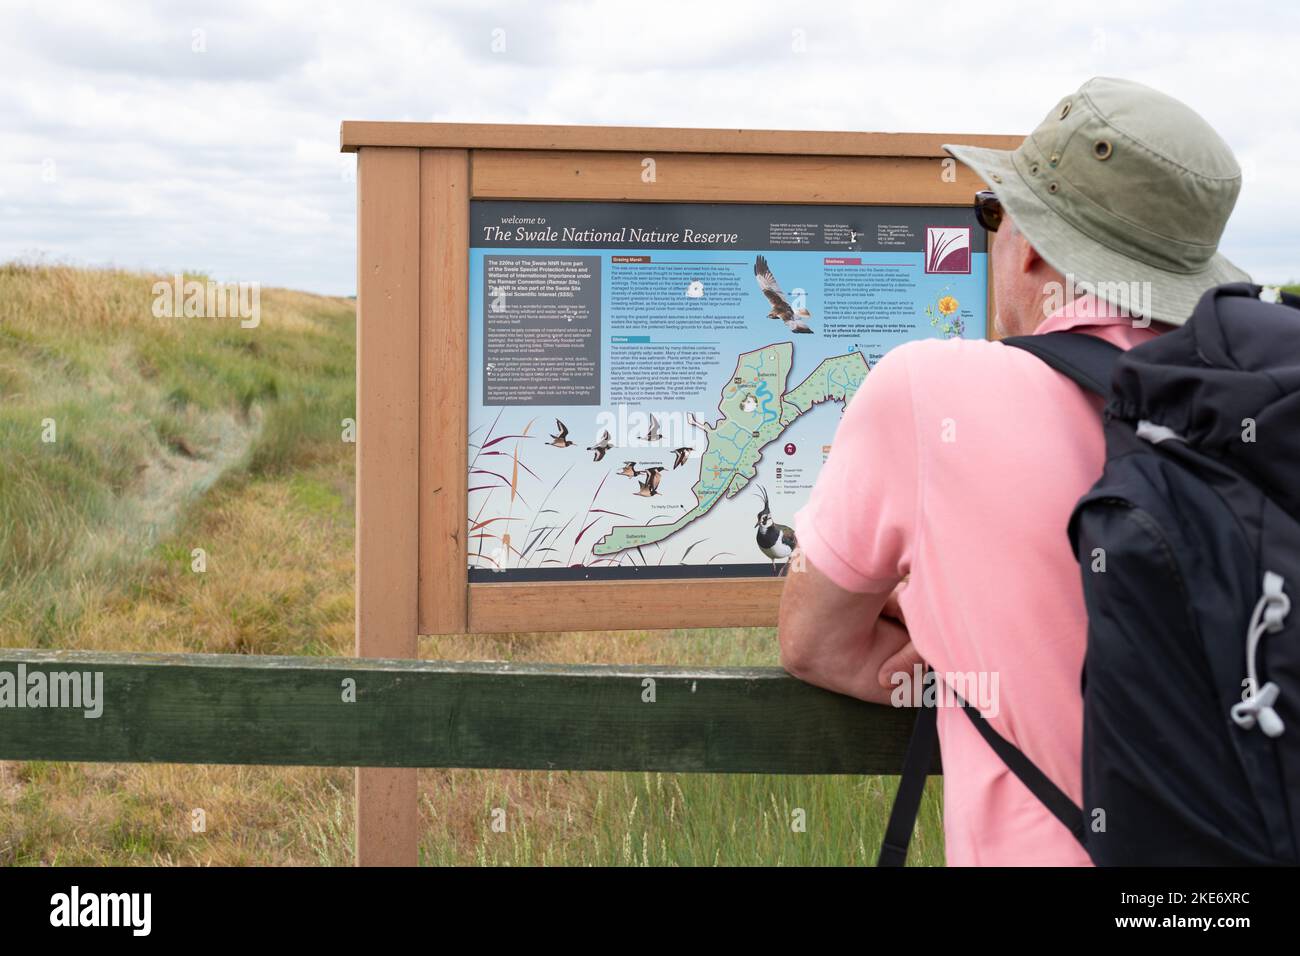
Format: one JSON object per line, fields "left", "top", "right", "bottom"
{"left": 152, "top": 274, "right": 260, "bottom": 328}
{"left": 50, "top": 886, "right": 150, "bottom": 936}
{"left": 889, "top": 663, "right": 1000, "bottom": 717}
{"left": 1043, "top": 273, "right": 1153, "bottom": 328}
{"left": 0, "top": 664, "right": 104, "bottom": 718}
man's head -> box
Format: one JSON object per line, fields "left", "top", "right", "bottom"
{"left": 945, "top": 77, "right": 1249, "bottom": 329}
{"left": 989, "top": 211, "right": 1067, "bottom": 337}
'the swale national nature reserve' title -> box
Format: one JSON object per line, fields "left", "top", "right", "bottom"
{"left": 478, "top": 224, "right": 741, "bottom": 245}
{"left": 0, "top": 664, "right": 104, "bottom": 718}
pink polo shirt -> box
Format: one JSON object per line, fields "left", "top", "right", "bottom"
{"left": 794, "top": 296, "right": 1163, "bottom": 866}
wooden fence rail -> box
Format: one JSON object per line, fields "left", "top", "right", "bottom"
{"left": 0, "top": 649, "right": 935, "bottom": 775}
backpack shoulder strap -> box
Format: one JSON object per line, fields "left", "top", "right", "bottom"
{"left": 877, "top": 703, "right": 939, "bottom": 867}
{"left": 1002, "top": 331, "right": 1123, "bottom": 397}
{"left": 877, "top": 696, "right": 1088, "bottom": 865}
{"left": 958, "top": 701, "right": 1088, "bottom": 847}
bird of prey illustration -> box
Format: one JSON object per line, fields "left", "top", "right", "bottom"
{"left": 641, "top": 414, "right": 662, "bottom": 442}
{"left": 754, "top": 255, "right": 813, "bottom": 333}
{"left": 547, "top": 419, "right": 574, "bottom": 448}
{"left": 671, "top": 447, "right": 694, "bottom": 469}
{"left": 617, "top": 460, "right": 639, "bottom": 478}
{"left": 635, "top": 466, "right": 664, "bottom": 497}
{"left": 754, "top": 485, "right": 797, "bottom": 574}
{"left": 586, "top": 429, "right": 613, "bottom": 462}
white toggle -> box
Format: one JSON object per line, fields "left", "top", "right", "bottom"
{"left": 1232, "top": 572, "right": 1289, "bottom": 739}
{"left": 1232, "top": 681, "right": 1284, "bottom": 738}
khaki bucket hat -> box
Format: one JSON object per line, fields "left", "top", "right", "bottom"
{"left": 945, "top": 77, "right": 1250, "bottom": 326}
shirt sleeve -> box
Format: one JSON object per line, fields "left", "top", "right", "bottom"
{"left": 793, "top": 344, "right": 920, "bottom": 593}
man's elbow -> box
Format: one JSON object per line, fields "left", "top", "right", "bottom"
{"left": 778, "top": 627, "right": 818, "bottom": 682}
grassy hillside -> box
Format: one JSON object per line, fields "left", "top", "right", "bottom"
{"left": 0, "top": 263, "right": 943, "bottom": 866}
{"left": 0, "top": 264, "right": 356, "bottom": 652}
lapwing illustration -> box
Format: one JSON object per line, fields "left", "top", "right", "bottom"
{"left": 671, "top": 447, "right": 694, "bottom": 469}
{"left": 617, "top": 460, "right": 639, "bottom": 478}
{"left": 587, "top": 429, "right": 613, "bottom": 462}
{"left": 547, "top": 419, "right": 574, "bottom": 448}
{"left": 754, "top": 255, "right": 813, "bottom": 333}
{"left": 635, "top": 466, "right": 664, "bottom": 497}
{"left": 641, "top": 414, "right": 662, "bottom": 443}
{"left": 754, "top": 485, "right": 797, "bottom": 574}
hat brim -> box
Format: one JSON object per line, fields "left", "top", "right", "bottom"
{"left": 944, "top": 143, "right": 1251, "bottom": 326}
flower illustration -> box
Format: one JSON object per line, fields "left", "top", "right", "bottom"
{"left": 925, "top": 292, "right": 966, "bottom": 339}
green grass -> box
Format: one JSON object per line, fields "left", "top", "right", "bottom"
{"left": 0, "top": 262, "right": 944, "bottom": 866}
{"left": 0, "top": 263, "right": 356, "bottom": 646}
{"left": 417, "top": 770, "right": 943, "bottom": 866}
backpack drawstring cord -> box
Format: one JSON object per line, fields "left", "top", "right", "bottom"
{"left": 1231, "top": 572, "right": 1290, "bottom": 738}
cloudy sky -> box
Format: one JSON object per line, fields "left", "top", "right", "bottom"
{"left": 2, "top": 0, "right": 1296, "bottom": 296}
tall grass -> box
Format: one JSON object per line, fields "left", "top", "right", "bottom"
{"left": 0, "top": 263, "right": 356, "bottom": 646}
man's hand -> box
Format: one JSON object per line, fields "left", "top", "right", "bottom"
{"left": 876, "top": 583, "right": 923, "bottom": 692}
{"left": 778, "top": 552, "right": 914, "bottom": 706}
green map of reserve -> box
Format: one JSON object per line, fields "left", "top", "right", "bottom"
{"left": 591, "top": 343, "right": 869, "bottom": 555}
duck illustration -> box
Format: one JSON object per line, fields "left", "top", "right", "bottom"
{"left": 547, "top": 419, "right": 574, "bottom": 448}
{"left": 755, "top": 485, "right": 797, "bottom": 574}
{"left": 754, "top": 255, "right": 813, "bottom": 333}
{"left": 587, "top": 429, "right": 613, "bottom": 462}
{"left": 635, "top": 467, "right": 664, "bottom": 497}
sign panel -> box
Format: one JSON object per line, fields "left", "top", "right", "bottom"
{"left": 468, "top": 200, "right": 986, "bottom": 582}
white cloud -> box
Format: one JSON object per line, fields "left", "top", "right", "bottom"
{"left": 1, "top": 0, "right": 1296, "bottom": 294}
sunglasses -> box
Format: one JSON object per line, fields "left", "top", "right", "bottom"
{"left": 974, "top": 190, "right": 1003, "bottom": 232}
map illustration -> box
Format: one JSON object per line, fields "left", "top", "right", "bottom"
{"left": 592, "top": 344, "right": 868, "bottom": 555}
{"left": 466, "top": 199, "right": 986, "bottom": 581}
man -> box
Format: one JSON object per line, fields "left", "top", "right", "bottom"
{"left": 778, "top": 77, "right": 1250, "bottom": 865}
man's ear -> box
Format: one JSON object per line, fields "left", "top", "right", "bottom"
{"left": 1017, "top": 231, "right": 1044, "bottom": 275}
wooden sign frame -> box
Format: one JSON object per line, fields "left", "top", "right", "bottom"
{"left": 343, "top": 121, "right": 1019, "bottom": 638}
{"left": 342, "top": 121, "right": 1018, "bottom": 864}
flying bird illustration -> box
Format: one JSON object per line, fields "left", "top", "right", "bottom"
{"left": 617, "top": 460, "right": 639, "bottom": 478}
{"left": 547, "top": 419, "right": 574, "bottom": 448}
{"left": 641, "top": 414, "right": 662, "bottom": 442}
{"left": 754, "top": 255, "right": 813, "bottom": 333}
{"left": 671, "top": 447, "right": 694, "bottom": 469}
{"left": 635, "top": 466, "right": 664, "bottom": 497}
{"left": 587, "top": 429, "right": 613, "bottom": 462}
{"left": 754, "top": 485, "right": 797, "bottom": 574}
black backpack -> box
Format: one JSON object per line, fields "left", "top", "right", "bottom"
{"left": 879, "top": 283, "right": 1300, "bottom": 866}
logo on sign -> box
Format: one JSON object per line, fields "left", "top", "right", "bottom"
{"left": 924, "top": 226, "right": 971, "bottom": 274}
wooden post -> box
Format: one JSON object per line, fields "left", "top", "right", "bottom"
{"left": 355, "top": 146, "right": 421, "bottom": 866}
{"left": 418, "top": 149, "right": 470, "bottom": 635}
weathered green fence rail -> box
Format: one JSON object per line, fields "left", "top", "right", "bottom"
{"left": 0, "top": 649, "right": 935, "bottom": 774}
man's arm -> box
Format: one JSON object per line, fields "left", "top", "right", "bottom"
{"left": 776, "top": 345, "right": 925, "bottom": 704}
{"left": 778, "top": 552, "right": 918, "bottom": 706}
